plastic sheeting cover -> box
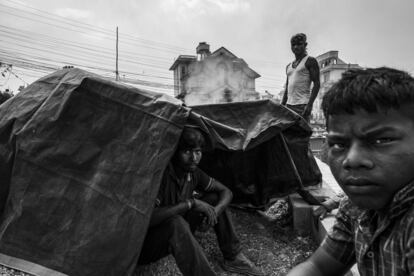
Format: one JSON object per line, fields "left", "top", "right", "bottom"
{"left": 192, "top": 102, "right": 321, "bottom": 207}
{"left": 0, "top": 69, "right": 189, "bottom": 276}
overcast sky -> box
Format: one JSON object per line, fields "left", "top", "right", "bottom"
{"left": 1, "top": 0, "right": 414, "bottom": 96}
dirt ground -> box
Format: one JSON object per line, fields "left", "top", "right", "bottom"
{"left": 136, "top": 199, "right": 317, "bottom": 276}
{"left": 0, "top": 199, "right": 317, "bottom": 276}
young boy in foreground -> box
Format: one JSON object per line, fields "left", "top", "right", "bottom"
{"left": 287, "top": 67, "right": 414, "bottom": 276}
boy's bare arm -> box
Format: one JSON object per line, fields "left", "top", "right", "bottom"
{"left": 287, "top": 246, "right": 352, "bottom": 276}
{"left": 207, "top": 179, "right": 233, "bottom": 216}
{"left": 281, "top": 79, "right": 288, "bottom": 105}
{"left": 302, "top": 57, "right": 320, "bottom": 118}
{"left": 149, "top": 202, "right": 190, "bottom": 227}
{"left": 281, "top": 63, "right": 290, "bottom": 105}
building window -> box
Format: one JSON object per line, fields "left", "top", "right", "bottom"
{"left": 181, "top": 66, "right": 186, "bottom": 77}
{"left": 223, "top": 89, "right": 232, "bottom": 103}
{"left": 323, "top": 72, "right": 330, "bottom": 83}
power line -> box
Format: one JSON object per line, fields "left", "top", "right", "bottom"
{"left": 9, "top": 67, "right": 28, "bottom": 85}
{"left": 1, "top": 0, "right": 288, "bottom": 68}
{"left": 0, "top": 2, "right": 191, "bottom": 54}
{"left": 1, "top": 34, "right": 283, "bottom": 88}
{"left": 0, "top": 47, "right": 175, "bottom": 83}
{"left": 0, "top": 25, "right": 169, "bottom": 64}
{"left": 3, "top": 0, "right": 192, "bottom": 52}
{"left": 0, "top": 24, "right": 177, "bottom": 65}
{"left": 0, "top": 1, "right": 286, "bottom": 92}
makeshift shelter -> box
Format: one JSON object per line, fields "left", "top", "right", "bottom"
{"left": 192, "top": 102, "right": 321, "bottom": 207}
{"left": 0, "top": 69, "right": 320, "bottom": 276}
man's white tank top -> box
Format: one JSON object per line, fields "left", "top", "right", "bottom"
{"left": 286, "top": 55, "right": 311, "bottom": 105}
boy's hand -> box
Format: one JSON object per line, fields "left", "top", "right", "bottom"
{"left": 214, "top": 205, "right": 223, "bottom": 217}
{"left": 193, "top": 199, "right": 218, "bottom": 226}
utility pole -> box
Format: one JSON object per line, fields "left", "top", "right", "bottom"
{"left": 115, "top": 26, "right": 119, "bottom": 81}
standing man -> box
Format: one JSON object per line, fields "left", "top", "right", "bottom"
{"left": 282, "top": 33, "right": 320, "bottom": 122}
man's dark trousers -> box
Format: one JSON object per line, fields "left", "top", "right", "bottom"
{"left": 286, "top": 104, "right": 309, "bottom": 122}
{"left": 137, "top": 193, "right": 241, "bottom": 276}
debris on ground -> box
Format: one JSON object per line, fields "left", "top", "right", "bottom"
{"left": 0, "top": 266, "right": 32, "bottom": 276}
{"left": 136, "top": 198, "right": 317, "bottom": 275}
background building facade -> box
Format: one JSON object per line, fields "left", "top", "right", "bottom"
{"left": 170, "top": 42, "right": 260, "bottom": 106}
{"left": 312, "top": 51, "right": 361, "bottom": 125}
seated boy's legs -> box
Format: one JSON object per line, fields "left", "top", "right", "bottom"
{"left": 187, "top": 193, "right": 264, "bottom": 276}
{"left": 137, "top": 215, "right": 216, "bottom": 276}
{"left": 186, "top": 192, "right": 241, "bottom": 260}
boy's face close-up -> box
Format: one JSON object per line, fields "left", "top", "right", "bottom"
{"left": 327, "top": 104, "right": 414, "bottom": 210}
{"left": 175, "top": 147, "right": 202, "bottom": 172}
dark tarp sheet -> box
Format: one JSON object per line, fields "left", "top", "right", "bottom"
{"left": 191, "top": 102, "right": 321, "bottom": 206}
{"left": 0, "top": 69, "right": 189, "bottom": 276}
{"left": 0, "top": 69, "right": 320, "bottom": 276}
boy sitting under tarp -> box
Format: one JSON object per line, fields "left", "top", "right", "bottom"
{"left": 137, "top": 127, "right": 264, "bottom": 276}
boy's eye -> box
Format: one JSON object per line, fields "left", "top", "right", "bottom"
{"left": 327, "top": 138, "right": 347, "bottom": 150}
{"left": 329, "top": 143, "right": 346, "bottom": 150}
{"left": 183, "top": 149, "right": 202, "bottom": 155}
{"left": 193, "top": 150, "right": 202, "bottom": 156}
{"left": 372, "top": 137, "right": 395, "bottom": 145}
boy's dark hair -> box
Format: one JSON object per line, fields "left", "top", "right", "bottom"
{"left": 322, "top": 67, "right": 414, "bottom": 120}
{"left": 177, "top": 126, "right": 205, "bottom": 150}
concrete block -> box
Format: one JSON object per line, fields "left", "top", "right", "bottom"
{"left": 288, "top": 193, "right": 315, "bottom": 236}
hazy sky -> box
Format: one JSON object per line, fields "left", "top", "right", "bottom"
{"left": 1, "top": 0, "right": 414, "bottom": 96}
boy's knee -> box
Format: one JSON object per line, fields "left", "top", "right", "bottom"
{"left": 165, "top": 215, "right": 191, "bottom": 234}
{"left": 165, "top": 216, "right": 199, "bottom": 250}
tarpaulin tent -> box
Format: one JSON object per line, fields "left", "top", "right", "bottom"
{"left": 0, "top": 69, "right": 320, "bottom": 276}
{"left": 192, "top": 102, "right": 321, "bottom": 207}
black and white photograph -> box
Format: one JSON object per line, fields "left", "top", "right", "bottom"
{"left": 1, "top": 1, "right": 414, "bottom": 275}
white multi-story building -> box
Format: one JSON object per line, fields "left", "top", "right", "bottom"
{"left": 169, "top": 42, "right": 261, "bottom": 106}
